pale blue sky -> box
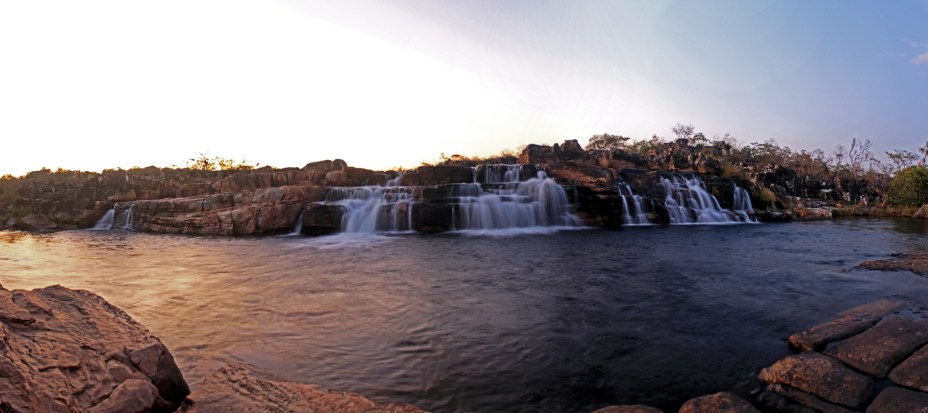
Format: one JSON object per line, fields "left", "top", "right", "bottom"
{"left": 1, "top": 0, "right": 926, "bottom": 175}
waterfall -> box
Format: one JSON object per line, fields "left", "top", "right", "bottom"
{"left": 732, "top": 184, "right": 757, "bottom": 222}
{"left": 617, "top": 183, "right": 650, "bottom": 225}
{"left": 290, "top": 207, "right": 304, "bottom": 235}
{"left": 660, "top": 176, "right": 749, "bottom": 224}
{"left": 123, "top": 204, "right": 135, "bottom": 230}
{"left": 484, "top": 164, "right": 522, "bottom": 184}
{"left": 91, "top": 209, "right": 115, "bottom": 230}
{"left": 325, "top": 186, "right": 416, "bottom": 233}
{"left": 454, "top": 170, "right": 583, "bottom": 230}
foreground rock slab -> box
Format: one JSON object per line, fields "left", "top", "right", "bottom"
{"left": 856, "top": 253, "right": 928, "bottom": 275}
{"left": 590, "top": 405, "right": 663, "bottom": 413}
{"left": 181, "top": 363, "right": 427, "bottom": 413}
{"left": 759, "top": 303, "right": 928, "bottom": 413}
{"left": 0, "top": 283, "right": 189, "bottom": 412}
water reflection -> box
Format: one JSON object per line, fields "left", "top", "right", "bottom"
{"left": 0, "top": 219, "right": 927, "bottom": 412}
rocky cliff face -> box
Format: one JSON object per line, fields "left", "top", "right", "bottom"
{"left": 1, "top": 139, "right": 876, "bottom": 235}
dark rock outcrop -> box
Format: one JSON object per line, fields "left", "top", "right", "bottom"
{"left": 180, "top": 363, "right": 426, "bottom": 413}
{"left": 823, "top": 307, "right": 928, "bottom": 377}
{"left": 589, "top": 405, "right": 663, "bottom": 413}
{"left": 0, "top": 284, "right": 189, "bottom": 412}
{"left": 856, "top": 253, "right": 928, "bottom": 275}
{"left": 677, "top": 392, "right": 760, "bottom": 413}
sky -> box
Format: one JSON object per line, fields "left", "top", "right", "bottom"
{"left": 1, "top": 0, "right": 927, "bottom": 176}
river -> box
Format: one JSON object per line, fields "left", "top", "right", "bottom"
{"left": 1, "top": 219, "right": 927, "bottom": 412}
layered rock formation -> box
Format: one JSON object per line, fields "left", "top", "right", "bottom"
{"left": 1, "top": 138, "right": 887, "bottom": 234}
{"left": 0, "top": 283, "right": 189, "bottom": 412}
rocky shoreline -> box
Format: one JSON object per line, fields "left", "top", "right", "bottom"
{"left": 5, "top": 281, "right": 928, "bottom": 412}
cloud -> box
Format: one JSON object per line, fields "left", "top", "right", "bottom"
{"left": 914, "top": 52, "right": 928, "bottom": 65}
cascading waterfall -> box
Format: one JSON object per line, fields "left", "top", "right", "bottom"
{"left": 454, "top": 168, "right": 582, "bottom": 230}
{"left": 122, "top": 204, "right": 135, "bottom": 230}
{"left": 91, "top": 209, "right": 115, "bottom": 230}
{"left": 617, "top": 183, "right": 650, "bottom": 225}
{"left": 325, "top": 186, "right": 416, "bottom": 233}
{"left": 484, "top": 164, "right": 523, "bottom": 184}
{"left": 732, "top": 184, "right": 757, "bottom": 222}
{"left": 661, "top": 176, "right": 748, "bottom": 224}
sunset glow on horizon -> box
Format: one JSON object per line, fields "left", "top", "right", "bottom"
{"left": 2, "top": 0, "right": 927, "bottom": 176}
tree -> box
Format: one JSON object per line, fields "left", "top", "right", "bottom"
{"left": 671, "top": 123, "right": 694, "bottom": 140}
{"left": 920, "top": 140, "right": 928, "bottom": 166}
{"left": 888, "top": 166, "right": 928, "bottom": 206}
{"left": 186, "top": 153, "right": 255, "bottom": 171}
{"left": 886, "top": 149, "right": 918, "bottom": 172}
{"left": 585, "top": 134, "right": 630, "bottom": 151}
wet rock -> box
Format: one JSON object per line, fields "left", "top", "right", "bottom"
{"left": 677, "top": 392, "right": 760, "bottom": 413}
{"left": 412, "top": 203, "right": 453, "bottom": 233}
{"left": 760, "top": 384, "right": 855, "bottom": 413}
{"left": 824, "top": 308, "right": 928, "bottom": 378}
{"left": 301, "top": 204, "right": 345, "bottom": 235}
{"left": 856, "top": 253, "right": 928, "bottom": 275}
{"left": 789, "top": 312, "right": 885, "bottom": 352}
{"left": 865, "top": 386, "right": 928, "bottom": 413}
{"left": 0, "top": 284, "right": 189, "bottom": 412}
{"left": 759, "top": 352, "right": 874, "bottom": 408}
{"left": 180, "top": 363, "right": 425, "bottom": 413}
{"left": 590, "top": 405, "right": 663, "bottom": 413}
{"left": 14, "top": 214, "right": 57, "bottom": 231}
{"left": 792, "top": 207, "right": 834, "bottom": 221}
{"left": 889, "top": 344, "right": 928, "bottom": 392}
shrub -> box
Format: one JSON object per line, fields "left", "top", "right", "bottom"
{"left": 889, "top": 166, "right": 928, "bottom": 206}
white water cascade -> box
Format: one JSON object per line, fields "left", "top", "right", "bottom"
{"left": 122, "top": 204, "right": 135, "bottom": 230}
{"left": 325, "top": 186, "right": 417, "bottom": 233}
{"left": 732, "top": 184, "right": 757, "bottom": 222}
{"left": 661, "top": 176, "right": 752, "bottom": 224}
{"left": 454, "top": 166, "right": 582, "bottom": 230}
{"left": 617, "top": 183, "right": 650, "bottom": 225}
{"left": 91, "top": 208, "right": 115, "bottom": 230}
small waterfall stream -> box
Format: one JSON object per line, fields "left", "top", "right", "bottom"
{"left": 617, "top": 183, "right": 650, "bottom": 225}
{"left": 91, "top": 209, "right": 115, "bottom": 230}
{"left": 660, "top": 176, "right": 754, "bottom": 224}
{"left": 732, "top": 184, "right": 757, "bottom": 222}
{"left": 325, "top": 186, "right": 417, "bottom": 233}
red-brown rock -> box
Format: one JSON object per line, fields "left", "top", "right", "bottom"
{"left": 865, "top": 386, "right": 928, "bottom": 413}
{"left": 824, "top": 308, "right": 928, "bottom": 378}
{"left": 889, "top": 344, "right": 928, "bottom": 392}
{"left": 677, "top": 392, "right": 760, "bottom": 413}
{"left": 0, "top": 284, "right": 189, "bottom": 412}
{"left": 180, "top": 363, "right": 425, "bottom": 413}
{"left": 759, "top": 352, "right": 874, "bottom": 408}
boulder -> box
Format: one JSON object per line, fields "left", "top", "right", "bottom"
{"left": 823, "top": 307, "right": 928, "bottom": 378}
{"left": 0, "top": 284, "right": 189, "bottom": 412}
{"left": 788, "top": 311, "right": 885, "bottom": 352}
{"left": 303, "top": 159, "right": 347, "bottom": 173}
{"left": 180, "top": 363, "right": 426, "bottom": 413}
{"left": 759, "top": 352, "right": 874, "bottom": 408}
{"left": 325, "top": 171, "right": 350, "bottom": 187}
{"left": 865, "top": 386, "right": 928, "bottom": 413}
{"left": 14, "top": 214, "right": 57, "bottom": 231}
{"left": 888, "top": 344, "right": 928, "bottom": 392}
{"left": 677, "top": 392, "right": 760, "bottom": 413}
{"left": 856, "top": 253, "right": 928, "bottom": 275}
{"left": 913, "top": 204, "right": 928, "bottom": 219}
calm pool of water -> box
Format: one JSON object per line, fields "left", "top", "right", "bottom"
{"left": 1, "top": 219, "right": 927, "bottom": 412}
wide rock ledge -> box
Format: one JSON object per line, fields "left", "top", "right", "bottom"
{"left": 0, "top": 283, "right": 189, "bottom": 412}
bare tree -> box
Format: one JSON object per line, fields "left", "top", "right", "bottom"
{"left": 671, "top": 123, "right": 694, "bottom": 141}
{"left": 886, "top": 149, "right": 918, "bottom": 172}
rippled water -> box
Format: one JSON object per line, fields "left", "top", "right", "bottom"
{"left": 2, "top": 219, "right": 928, "bottom": 412}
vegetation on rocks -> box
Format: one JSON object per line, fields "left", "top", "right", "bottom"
{"left": 888, "top": 166, "right": 928, "bottom": 207}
